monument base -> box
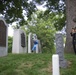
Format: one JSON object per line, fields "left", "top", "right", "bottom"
{"left": 0, "top": 47, "right": 7, "bottom": 57}
{"left": 59, "top": 59, "right": 68, "bottom": 68}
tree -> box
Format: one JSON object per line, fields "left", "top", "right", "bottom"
{"left": 2, "top": 0, "right": 73, "bottom": 53}
{"left": 26, "top": 11, "right": 56, "bottom": 53}
{"left": 65, "top": 0, "right": 76, "bottom": 53}
{"left": 0, "top": 0, "right": 65, "bottom": 26}
{"left": 0, "top": 0, "right": 36, "bottom": 25}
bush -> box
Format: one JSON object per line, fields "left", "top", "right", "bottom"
{"left": 8, "top": 36, "right": 13, "bottom": 53}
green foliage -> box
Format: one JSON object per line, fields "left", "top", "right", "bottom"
{"left": 35, "top": 10, "right": 66, "bottom": 30}
{"left": 0, "top": 0, "right": 36, "bottom": 25}
{"left": 61, "top": 54, "right": 76, "bottom": 75}
{"left": 8, "top": 36, "right": 13, "bottom": 53}
{"left": 0, "top": 53, "right": 52, "bottom": 75}
{"left": 0, "top": 0, "right": 65, "bottom": 25}
{"left": 0, "top": 53, "right": 76, "bottom": 75}
{"left": 52, "top": 12, "right": 66, "bottom": 30}
{"left": 26, "top": 11, "right": 56, "bottom": 53}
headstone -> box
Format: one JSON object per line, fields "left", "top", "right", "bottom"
{"left": 12, "top": 29, "right": 27, "bottom": 53}
{"left": 32, "top": 34, "right": 38, "bottom": 53}
{"left": 28, "top": 33, "right": 32, "bottom": 53}
{"left": 52, "top": 54, "right": 60, "bottom": 75}
{"left": 28, "top": 33, "right": 41, "bottom": 53}
{"left": 0, "top": 18, "right": 8, "bottom": 57}
{"left": 35, "top": 39, "right": 42, "bottom": 53}
{"left": 55, "top": 32, "right": 68, "bottom": 68}
{"left": 38, "top": 40, "right": 42, "bottom": 53}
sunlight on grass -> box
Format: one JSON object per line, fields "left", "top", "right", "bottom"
{"left": 0, "top": 53, "right": 76, "bottom": 75}
{"left": 0, "top": 53, "right": 52, "bottom": 75}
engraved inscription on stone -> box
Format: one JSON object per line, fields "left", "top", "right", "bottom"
{"left": 0, "top": 20, "right": 6, "bottom": 47}
{"left": 21, "top": 33, "right": 25, "bottom": 47}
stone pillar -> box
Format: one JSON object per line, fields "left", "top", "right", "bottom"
{"left": 55, "top": 32, "right": 68, "bottom": 68}
{"left": 52, "top": 54, "right": 60, "bottom": 75}
{"left": 38, "top": 40, "right": 42, "bottom": 53}
{"left": 36, "top": 40, "right": 42, "bottom": 53}
{"left": 28, "top": 33, "right": 42, "bottom": 53}
{"left": 12, "top": 29, "right": 27, "bottom": 53}
{"left": 28, "top": 33, "right": 32, "bottom": 53}
{"left": 36, "top": 43, "right": 38, "bottom": 53}
{"left": 0, "top": 17, "right": 8, "bottom": 57}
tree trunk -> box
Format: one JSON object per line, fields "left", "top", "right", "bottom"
{"left": 65, "top": 0, "right": 76, "bottom": 53}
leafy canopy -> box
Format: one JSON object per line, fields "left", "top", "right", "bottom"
{"left": 24, "top": 11, "right": 56, "bottom": 53}
{"left": 0, "top": 0, "right": 65, "bottom": 26}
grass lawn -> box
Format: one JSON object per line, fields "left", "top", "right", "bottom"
{"left": 61, "top": 54, "right": 76, "bottom": 75}
{"left": 0, "top": 53, "right": 76, "bottom": 75}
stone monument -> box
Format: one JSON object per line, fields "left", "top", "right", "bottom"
{"left": 38, "top": 40, "right": 42, "bottom": 53}
{"left": 12, "top": 29, "right": 27, "bottom": 53}
{"left": 28, "top": 33, "right": 41, "bottom": 53}
{"left": 55, "top": 32, "right": 68, "bottom": 68}
{"left": 0, "top": 17, "right": 8, "bottom": 57}
{"left": 52, "top": 54, "right": 60, "bottom": 75}
{"left": 28, "top": 33, "right": 32, "bottom": 53}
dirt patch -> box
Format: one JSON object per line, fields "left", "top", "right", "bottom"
{"left": 40, "top": 62, "right": 52, "bottom": 73}
{"left": 15, "top": 69, "right": 27, "bottom": 75}
{"left": 18, "top": 62, "right": 33, "bottom": 69}
{"left": 67, "top": 61, "right": 72, "bottom": 67}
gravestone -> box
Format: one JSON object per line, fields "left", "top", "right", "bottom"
{"left": 55, "top": 32, "right": 68, "bottom": 68}
{"left": 0, "top": 18, "right": 8, "bottom": 57}
{"left": 32, "top": 34, "right": 38, "bottom": 53}
{"left": 28, "top": 33, "right": 32, "bottom": 53}
{"left": 52, "top": 54, "right": 60, "bottom": 75}
{"left": 28, "top": 33, "right": 41, "bottom": 53}
{"left": 12, "top": 29, "right": 27, "bottom": 53}
{"left": 38, "top": 40, "right": 42, "bottom": 53}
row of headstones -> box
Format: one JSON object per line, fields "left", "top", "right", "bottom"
{"left": 12, "top": 29, "right": 42, "bottom": 54}
{"left": 0, "top": 16, "right": 67, "bottom": 75}
{"left": 0, "top": 17, "right": 68, "bottom": 67}
{"left": 0, "top": 17, "right": 41, "bottom": 57}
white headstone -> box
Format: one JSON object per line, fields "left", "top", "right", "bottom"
{"left": 28, "top": 33, "right": 41, "bottom": 53}
{"left": 28, "top": 33, "right": 32, "bottom": 53}
{"left": 12, "top": 29, "right": 27, "bottom": 53}
{"left": 36, "top": 43, "right": 38, "bottom": 53}
{"left": 0, "top": 18, "right": 8, "bottom": 57}
{"left": 52, "top": 54, "right": 60, "bottom": 75}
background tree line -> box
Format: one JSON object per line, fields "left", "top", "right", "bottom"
{"left": 1, "top": 0, "right": 75, "bottom": 53}
{"left": 8, "top": 10, "right": 65, "bottom": 53}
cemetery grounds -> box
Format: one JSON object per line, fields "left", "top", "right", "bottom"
{"left": 0, "top": 53, "right": 76, "bottom": 75}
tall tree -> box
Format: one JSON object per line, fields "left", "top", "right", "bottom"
{"left": 2, "top": 0, "right": 74, "bottom": 53}
{"left": 65, "top": 0, "right": 76, "bottom": 53}
{"left": 0, "top": 0, "right": 36, "bottom": 25}
{"left": 0, "top": 0, "right": 65, "bottom": 26}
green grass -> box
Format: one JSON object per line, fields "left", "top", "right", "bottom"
{"left": 0, "top": 53, "right": 76, "bottom": 75}
{"left": 0, "top": 53, "right": 52, "bottom": 75}
{"left": 61, "top": 54, "right": 76, "bottom": 75}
